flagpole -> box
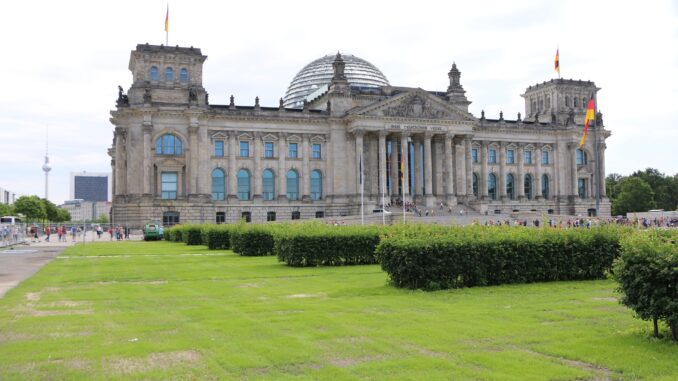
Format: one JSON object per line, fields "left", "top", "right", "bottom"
{"left": 360, "top": 154, "right": 364, "bottom": 225}
{"left": 165, "top": 4, "right": 169, "bottom": 46}
{"left": 593, "top": 91, "right": 601, "bottom": 217}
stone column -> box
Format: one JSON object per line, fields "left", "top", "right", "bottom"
{"left": 599, "top": 142, "right": 607, "bottom": 197}
{"left": 142, "top": 124, "right": 152, "bottom": 195}
{"left": 424, "top": 133, "right": 434, "bottom": 204}
{"left": 354, "top": 130, "right": 364, "bottom": 195}
{"left": 400, "top": 133, "right": 410, "bottom": 198}
{"left": 389, "top": 137, "right": 399, "bottom": 196}
{"left": 278, "top": 133, "right": 287, "bottom": 200}
{"left": 517, "top": 143, "right": 525, "bottom": 199}
{"left": 464, "top": 136, "right": 473, "bottom": 198}
{"left": 535, "top": 145, "right": 543, "bottom": 198}
{"left": 499, "top": 142, "right": 507, "bottom": 200}
{"left": 480, "top": 141, "right": 489, "bottom": 199}
{"left": 228, "top": 131, "right": 237, "bottom": 199}
{"left": 253, "top": 133, "right": 262, "bottom": 199}
{"left": 413, "top": 138, "right": 422, "bottom": 197}
{"left": 369, "top": 135, "right": 379, "bottom": 196}
{"left": 114, "top": 127, "right": 126, "bottom": 196}
{"left": 570, "top": 143, "right": 578, "bottom": 197}
{"left": 444, "top": 133, "right": 456, "bottom": 203}
{"left": 302, "top": 134, "right": 310, "bottom": 199}
{"left": 188, "top": 124, "right": 199, "bottom": 195}
{"left": 378, "top": 131, "right": 388, "bottom": 205}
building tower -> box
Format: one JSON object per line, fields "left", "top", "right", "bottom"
{"left": 42, "top": 128, "right": 51, "bottom": 200}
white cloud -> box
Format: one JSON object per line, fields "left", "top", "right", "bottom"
{"left": 1, "top": 0, "right": 676, "bottom": 205}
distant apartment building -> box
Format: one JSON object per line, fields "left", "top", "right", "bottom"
{"left": 0, "top": 186, "right": 17, "bottom": 205}
{"left": 70, "top": 172, "right": 111, "bottom": 202}
{"left": 60, "top": 199, "right": 111, "bottom": 222}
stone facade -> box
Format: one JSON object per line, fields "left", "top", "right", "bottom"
{"left": 110, "top": 44, "right": 611, "bottom": 227}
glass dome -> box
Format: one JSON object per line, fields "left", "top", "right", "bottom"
{"left": 283, "top": 53, "right": 390, "bottom": 108}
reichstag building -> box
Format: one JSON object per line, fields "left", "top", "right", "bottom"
{"left": 110, "top": 43, "right": 611, "bottom": 226}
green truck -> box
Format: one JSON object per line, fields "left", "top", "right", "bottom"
{"left": 143, "top": 223, "right": 163, "bottom": 241}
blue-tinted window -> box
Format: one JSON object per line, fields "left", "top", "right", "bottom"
{"left": 237, "top": 169, "right": 250, "bottom": 200}
{"left": 150, "top": 66, "right": 159, "bottom": 81}
{"left": 262, "top": 169, "right": 275, "bottom": 200}
{"left": 165, "top": 67, "right": 174, "bottom": 81}
{"left": 155, "top": 134, "right": 183, "bottom": 155}
{"left": 542, "top": 150, "right": 549, "bottom": 165}
{"left": 312, "top": 144, "right": 321, "bottom": 159}
{"left": 524, "top": 150, "right": 533, "bottom": 164}
{"left": 506, "top": 174, "right": 514, "bottom": 200}
{"left": 214, "top": 141, "right": 224, "bottom": 157}
{"left": 180, "top": 68, "right": 188, "bottom": 82}
{"left": 472, "top": 148, "right": 478, "bottom": 163}
{"left": 489, "top": 149, "right": 497, "bottom": 164}
{"left": 541, "top": 174, "right": 550, "bottom": 199}
{"left": 287, "top": 170, "right": 299, "bottom": 200}
{"left": 264, "top": 142, "right": 274, "bottom": 158}
{"left": 161, "top": 172, "right": 177, "bottom": 199}
{"left": 576, "top": 149, "right": 587, "bottom": 165}
{"left": 578, "top": 178, "right": 587, "bottom": 198}
{"left": 211, "top": 169, "right": 225, "bottom": 201}
{"left": 524, "top": 174, "right": 533, "bottom": 200}
{"left": 472, "top": 173, "right": 478, "bottom": 197}
{"left": 507, "top": 149, "right": 515, "bottom": 164}
{"left": 240, "top": 141, "right": 250, "bottom": 157}
{"left": 488, "top": 173, "right": 497, "bottom": 200}
{"left": 310, "top": 170, "right": 322, "bottom": 200}
{"left": 289, "top": 143, "right": 298, "bottom": 158}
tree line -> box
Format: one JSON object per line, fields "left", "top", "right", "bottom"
{"left": 606, "top": 168, "right": 678, "bottom": 216}
{"left": 0, "top": 195, "right": 71, "bottom": 223}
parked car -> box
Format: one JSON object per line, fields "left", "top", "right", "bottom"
{"left": 143, "top": 223, "right": 161, "bottom": 241}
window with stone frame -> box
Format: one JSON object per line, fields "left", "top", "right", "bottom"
{"left": 214, "top": 140, "right": 224, "bottom": 157}
{"left": 576, "top": 149, "right": 587, "bottom": 165}
{"left": 289, "top": 143, "right": 298, "bottom": 158}
{"left": 312, "top": 143, "right": 321, "bottom": 159}
{"left": 472, "top": 148, "right": 478, "bottom": 163}
{"left": 542, "top": 150, "right": 550, "bottom": 165}
{"left": 578, "top": 178, "right": 588, "bottom": 198}
{"left": 240, "top": 141, "right": 250, "bottom": 157}
{"left": 506, "top": 149, "right": 515, "bottom": 164}
{"left": 161, "top": 172, "right": 177, "bottom": 199}
{"left": 524, "top": 150, "right": 533, "bottom": 164}
{"left": 264, "top": 142, "right": 274, "bottom": 158}
{"left": 489, "top": 149, "right": 497, "bottom": 164}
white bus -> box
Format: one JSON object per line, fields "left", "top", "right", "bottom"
{"left": 0, "top": 216, "right": 22, "bottom": 225}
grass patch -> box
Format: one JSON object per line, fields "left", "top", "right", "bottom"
{"left": 0, "top": 241, "right": 676, "bottom": 380}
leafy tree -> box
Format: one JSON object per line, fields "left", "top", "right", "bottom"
{"left": 0, "top": 203, "right": 13, "bottom": 216}
{"left": 55, "top": 208, "right": 71, "bottom": 222}
{"left": 95, "top": 214, "right": 109, "bottom": 223}
{"left": 606, "top": 173, "right": 624, "bottom": 202}
{"left": 612, "top": 177, "right": 655, "bottom": 216}
{"left": 41, "top": 198, "right": 59, "bottom": 222}
{"left": 13, "top": 196, "right": 46, "bottom": 221}
{"left": 631, "top": 168, "right": 673, "bottom": 211}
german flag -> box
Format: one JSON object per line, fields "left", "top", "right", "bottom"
{"left": 554, "top": 49, "right": 560, "bottom": 76}
{"left": 579, "top": 97, "right": 595, "bottom": 147}
{"left": 164, "top": 5, "right": 169, "bottom": 33}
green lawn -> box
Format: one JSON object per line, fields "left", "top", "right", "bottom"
{"left": 0, "top": 241, "right": 675, "bottom": 380}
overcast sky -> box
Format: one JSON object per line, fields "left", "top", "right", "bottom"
{"left": 1, "top": 0, "right": 676, "bottom": 205}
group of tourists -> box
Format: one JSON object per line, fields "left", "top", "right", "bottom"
{"left": 1, "top": 225, "right": 22, "bottom": 246}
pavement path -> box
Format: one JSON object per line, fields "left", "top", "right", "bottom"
{"left": 0, "top": 240, "right": 74, "bottom": 298}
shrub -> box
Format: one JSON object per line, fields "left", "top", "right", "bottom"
{"left": 276, "top": 224, "right": 383, "bottom": 266}
{"left": 181, "top": 224, "right": 204, "bottom": 245}
{"left": 615, "top": 230, "right": 678, "bottom": 340}
{"left": 166, "top": 226, "right": 183, "bottom": 242}
{"left": 201, "top": 224, "right": 235, "bottom": 250}
{"left": 230, "top": 225, "right": 276, "bottom": 256}
{"left": 377, "top": 225, "right": 625, "bottom": 291}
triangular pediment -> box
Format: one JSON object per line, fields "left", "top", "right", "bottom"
{"left": 262, "top": 133, "right": 278, "bottom": 141}
{"left": 350, "top": 89, "right": 476, "bottom": 122}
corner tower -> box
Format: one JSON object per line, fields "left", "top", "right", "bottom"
{"left": 521, "top": 79, "right": 599, "bottom": 125}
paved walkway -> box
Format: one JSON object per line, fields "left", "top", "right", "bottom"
{"left": 0, "top": 240, "right": 74, "bottom": 298}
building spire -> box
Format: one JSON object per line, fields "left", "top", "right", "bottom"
{"left": 42, "top": 126, "right": 52, "bottom": 200}
{"left": 446, "top": 62, "right": 471, "bottom": 111}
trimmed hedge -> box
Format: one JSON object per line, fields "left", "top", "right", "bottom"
{"left": 201, "top": 224, "right": 236, "bottom": 250}
{"left": 377, "top": 226, "right": 626, "bottom": 290}
{"left": 230, "top": 225, "right": 277, "bottom": 256}
{"left": 166, "top": 226, "right": 183, "bottom": 242}
{"left": 615, "top": 230, "right": 678, "bottom": 340}
{"left": 181, "top": 224, "right": 204, "bottom": 245}
{"left": 275, "top": 224, "right": 383, "bottom": 266}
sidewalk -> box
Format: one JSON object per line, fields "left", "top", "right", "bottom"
{"left": 0, "top": 240, "right": 74, "bottom": 298}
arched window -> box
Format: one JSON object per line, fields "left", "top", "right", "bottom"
{"left": 262, "top": 169, "right": 275, "bottom": 200}
{"left": 310, "top": 170, "right": 322, "bottom": 200}
{"left": 488, "top": 173, "right": 497, "bottom": 200}
{"left": 286, "top": 170, "right": 299, "bottom": 201}
{"left": 472, "top": 173, "right": 479, "bottom": 197}
{"left": 576, "top": 149, "right": 587, "bottom": 165}
{"left": 237, "top": 169, "right": 250, "bottom": 200}
{"left": 506, "top": 174, "right": 515, "bottom": 200}
{"left": 149, "top": 66, "right": 159, "bottom": 81}
{"left": 165, "top": 67, "right": 174, "bottom": 81}
{"left": 211, "top": 168, "right": 225, "bottom": 201}
{"left": 180, "top": 68, "right": 188, "bottom": 82}
{"left": 155, "top": 134, "right": 183, "bottom": 155}
{"left": 541, "top": 174, "right": 550, "bottom": 199}
{"left": 524, "top": 174, "right": 533, "bottom": 200}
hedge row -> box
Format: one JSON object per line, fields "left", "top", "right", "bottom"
{"left": 615, "top": 230, "right": 678, "bottom": 340}
{"left": 376, "top": 225, "right": 627, "bottom": 290}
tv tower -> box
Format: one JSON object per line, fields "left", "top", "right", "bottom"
{"left": 42, "top": 127, "right": 51, "bottom": 200}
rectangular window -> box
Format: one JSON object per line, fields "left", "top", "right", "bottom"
{"left": 289, "top": 143, "right": 298, "bottom": 158}
{"left": 312, "top": 143, "right": 321, "bottom": 159}
{"left": 291, "top": 211, "right": 301, "bottom": 220}
{"left": 489, "top": 149, "right": 497, "bottom": 164}
{"left": 214, "top": 140, "right": 224, "bottom": 157}
{"left": 266, "top": 212, "right": 276, "bottom": 222}
{"left": 524, "top": 150, "right": 533, "bottom": 164}
{"left": 241, "top": 211, "right": 251, "bottom": 223}
{"left": 472, "top": 148, "right": 478, "bottom": 163}
{"left": 161, "top": 172, "right": 177, "bottom": 199}
{"left": 542, "top": 150, "right": 549, "bottom": 165}
{"left": 315, "top": 211, "right": 325, "bottom": 218}
{"left": 507, "top": 149, "right": 515, "bottom": 164}
{"left": 264, "top": 142, "right": 274, "bottom": 158}
{"left": 215, "top": 212, "right": 226, "bottom": 224}
{"left": 578, "top": 178, "right": 587, "bottom": 198}
{"left": 162, "top": 211, "right": 180, "bottom": 226}
{"left": 240, "top": 141, "right": 250, "bottom": 157}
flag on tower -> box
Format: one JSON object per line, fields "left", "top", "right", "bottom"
{"left": 554, "top": 48, "right": 560, "bottom": 76}
{"left": 164, "top": 5, "right": 169, "bottom": 33}
{"left": 579, "top": 97, "right": 595, "bottom": 147}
